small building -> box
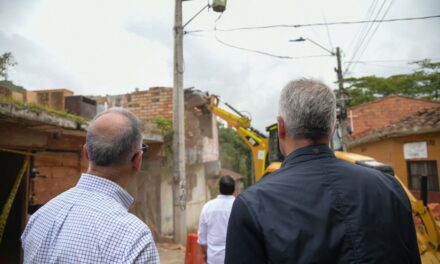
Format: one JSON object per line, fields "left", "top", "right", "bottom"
{"left": 0, "top": 94, "right": 165, "bottom": 261}
{"left": 347, "top": 97, "right": 440, "bottom": 202}
{"left": 26, "top": 88, "right": 74, "bottom": 111}
{"left": 0, "top": 96, "right": 87, "bottom": 262}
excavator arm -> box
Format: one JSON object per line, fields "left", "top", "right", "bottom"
{"left": 186, "top": 91, "right": 269, "bottom": 181}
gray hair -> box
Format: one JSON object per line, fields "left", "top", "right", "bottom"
{"left": 86, "top": 108, "right": 144, "bottom": 166}
{"left": 278, "top": 78, "right": 336, "bottom": 141}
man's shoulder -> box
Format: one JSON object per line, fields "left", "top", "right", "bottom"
{"left": 200, "top": 197, "right": 220, "bottom": 213}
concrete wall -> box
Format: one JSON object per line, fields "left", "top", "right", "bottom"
{"left": 160, "top": 167, "right": 174, "bottom": 237}
{"left": 128, "top": 142, "right": 164, "bottom": 239}
{"left": 186, "top": 164, "right": 209, "bottom": 232}
{"left": 89, "top": 86, "right": 220, "bottom": 241}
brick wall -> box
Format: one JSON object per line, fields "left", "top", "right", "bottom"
{"left": 349, "top": 96, "right": 440, "bottom": 137}
{"left": 128, "top": 87, "right": 173, "bottom": 123}
{"left": 31, "top": 152, "right": 85, "bottom": 205}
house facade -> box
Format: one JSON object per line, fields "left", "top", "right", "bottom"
{"left": 347, "top": 97, "right": 440, "bottom": 202}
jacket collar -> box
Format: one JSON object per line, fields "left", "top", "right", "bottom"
{"left": 281, "top": 144, "right": 335, "bottom": 168}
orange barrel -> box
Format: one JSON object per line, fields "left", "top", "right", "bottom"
{"left": 185, "top": 233, "right": 204, "bottom": 264}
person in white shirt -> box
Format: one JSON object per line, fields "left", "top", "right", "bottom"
{"left": 198, "top": 175, "right": 236, "bottom": 264}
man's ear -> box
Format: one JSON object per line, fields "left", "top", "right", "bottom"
{"left": 132, "top": 151, "right": 143, "bottom": 172}
{"left": 277, "top": 116, "right": 288, "bottom": 156}
{"left": 83, "top": 144, "right": 90, "bottom": 161}
{"left": 277, "top": 116, "right": 287, "bottom": 140}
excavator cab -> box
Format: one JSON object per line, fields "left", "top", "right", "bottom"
{"left": 266, "top": 123, "right": 396, "bottom": 176}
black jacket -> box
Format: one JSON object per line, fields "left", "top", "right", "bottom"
{"left": 225, "top": 144, "right": 420, "bottom": 264}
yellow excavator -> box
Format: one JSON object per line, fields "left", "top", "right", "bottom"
{"left": 185, "top": 90, "right": 440, "bottom": 263}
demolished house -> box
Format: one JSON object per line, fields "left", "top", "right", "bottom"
{"left": 93, "top": 87, "right": 221, "bottom": 240}
{"left": 1, "top": 85, "right": 220, "bottom": 262}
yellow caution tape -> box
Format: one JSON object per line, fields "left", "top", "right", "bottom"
{"left": 0, "top": 147, "right": 36, "bottom": 157}
{"left": 0, "top": 156, "right": 30, "bottom": 243}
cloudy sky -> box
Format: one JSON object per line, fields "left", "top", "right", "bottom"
{"left": 1, "top": 0, "right": 439, "bottom": 130}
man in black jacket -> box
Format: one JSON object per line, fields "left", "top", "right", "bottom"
{"left": 225, "top": 78, "right": 420, "bottom": 263}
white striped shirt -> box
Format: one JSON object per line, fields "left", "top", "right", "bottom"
{"left": 22, "top": 174, "right": 160, "bottom": 263}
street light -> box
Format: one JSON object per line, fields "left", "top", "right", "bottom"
{"left": 289, "top": 37, "right": 335, "bottom": 56}
{"left": 173, "top": 0, "right": 226, "bottom": 245}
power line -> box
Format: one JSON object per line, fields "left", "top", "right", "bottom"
{"left": 350, "top": 62, "right": 415, "bottom": 70}
{"left": 344, "top": 58, "right": 440, "bottom": 63}
{"left": 214, "top": 33, "right": 333, "bottom": 60}
{"left": 323, "top": 14, "right": 334, "bottom": 51}
{"left": 346, "top": 0, "right": 379, "bottom": 55}
{"left": 185, "top": 15, "right": 440, "bottom": 34}
{"left": 345, "top": 0, "right": 386, "bottom": 74}
{"left": 348, "top": 0, "right": 395, "bottom": 74}
{"left": 186, "top": 31, "right": 333, "bottom": 60}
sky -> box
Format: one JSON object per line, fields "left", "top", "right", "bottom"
{"left": 1, "top": 0, "right": 439, "bottom": 131}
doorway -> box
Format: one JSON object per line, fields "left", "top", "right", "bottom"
{"left": 0, "top": 151, "right": 27, "bottom": 263}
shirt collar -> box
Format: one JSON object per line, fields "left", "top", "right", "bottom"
{"left": 76, "top": 173, "right": 134, "bottom": 209}
{"left": 281, "top": 144, "right": 335, "bottom": 168}
{"left": 217, "top": 194, "right": 234, "bottom": 199}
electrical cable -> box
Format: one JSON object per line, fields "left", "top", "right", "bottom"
{"left": 344, "top": 58, "right": 440, "bottom": 63}
{"left": 349, "top": 0, "right": 395, "bottom": 74}
{"left": 184, "top": 10, "right": 335, "bottom": 60}
{"left": 323, "top": 14, "right": 334, "bottom": 51}
{"left": 346, "top": 0, "right": 379, "bottom": 55}
{"left": 213, "top": 33, "right": 332, "bottom": 59}
{"left": 351, "top": 62, "right": 415, "bottom": 70}
{"left": 345, "top": 0, "right": 389, "bottom": 75}
{"left": 185, "top": 15, "right": 440, "bottom": 34}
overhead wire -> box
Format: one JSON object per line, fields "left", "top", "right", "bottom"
{"left": 185, "top": 31, "right": 333, "bottom": 60}
{"left": 323, "top": 14, "right": 334, "bottom": 51}
{"left": 345, "top": 0, "right": 379, "bottom": 55}
{"left": 349, "top": 62, "right": 415, "bottom": 70}
{"left": 185, "top": 15, "right": 440, "bottom": 34}
{"left": 348, "top": 0, "right": 395, "bottom": 74}
{"left": 345, "top": 0, "right": 380, "bottom": 70}
{"left": 214, "top": 34, "right": 333, "bottom": 59}
{"left": 344, "top": 0, "right": 389, "bottom": 75}
{"left": 184, "top": 5, "right": 438, "bottom": 65}
{"left": 184, "top": 7, "right": 335, "bottom": 60}
{"left": 344, "top": 58, "right": 440, "bottom": 63}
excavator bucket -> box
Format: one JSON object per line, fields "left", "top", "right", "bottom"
{"left": 184, "top": 89, "right": 210, "bottom": 109}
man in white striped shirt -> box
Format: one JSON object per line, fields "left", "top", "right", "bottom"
{"left": 21, "top": 108, "right": 159, "bottom": 263}
{"left": 198, "top": 175, "right": 235, "bottom": 264}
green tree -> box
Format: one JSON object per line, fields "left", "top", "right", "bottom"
{"left": 0, "top": 80, "right": 26, "bottom": 92}
{"left": 0, "top": 52, "right": 17, "bottom": 80}
{"left": 343, "top": 59, "right": 440, "bottom": 106}
{"left": 218, "top": 126, "right": 252, "bottom": 187}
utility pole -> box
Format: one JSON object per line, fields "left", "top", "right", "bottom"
{"left": 173, "top": 0, "right": 187, "bottom": 245}
{"left": 335, "top": 47, "right": 349, "bottom": 151}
